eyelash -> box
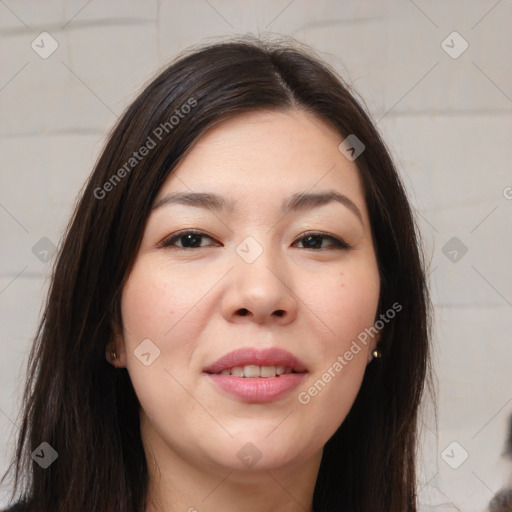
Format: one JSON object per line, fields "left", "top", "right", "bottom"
{"left": 158, "top": 229, "right": 351, "bottom": 251}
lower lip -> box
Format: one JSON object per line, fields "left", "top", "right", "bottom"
{"left": 206, "top": 373, "right": 306, "bottom": 402}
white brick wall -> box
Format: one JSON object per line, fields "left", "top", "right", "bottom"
{"left": 1, "top": 1, "right": 511, "bottom": 510}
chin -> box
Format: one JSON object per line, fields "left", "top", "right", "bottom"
{"left": 205, "top": 433, "right": 312, "bottom": 473}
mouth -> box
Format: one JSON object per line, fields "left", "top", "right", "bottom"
{"left": 203, "top": 347, "right": 308, "bottom": 402}
{"left": 203, "top": 346, "right": 307, "bottom": 375}
{"left": 209, "top": 365, "right": 303, "bottom": 378}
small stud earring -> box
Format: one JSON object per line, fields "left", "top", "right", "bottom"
{"left": 110, "top": 344, "right": 117, "bottom": 360}
{"left": 372, "top": 349, "right": 382, "bottom": 359}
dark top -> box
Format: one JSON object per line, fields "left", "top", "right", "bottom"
{"left": 3, "top": 503, "right": 28, "bottom": 512}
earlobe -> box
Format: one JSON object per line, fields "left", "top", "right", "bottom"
{"left": 106, "top": 341, "right": 119, "bottom": 366}
{"left": 106, "top": 333, "right": 127, "bottom": 368}
{"left": 367, "top": 332, "right": 382, "bottom": 364}
{"left": 367, "top": 346, "right": 382, "bottom": 364}
{"left": 371, "top": 348, "right": 382, "bottom": 359}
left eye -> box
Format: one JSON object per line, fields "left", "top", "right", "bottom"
{"left": 293, "top": 232, "right": 351, "bottom": 250}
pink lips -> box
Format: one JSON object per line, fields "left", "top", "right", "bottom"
{"left": 203, "top": 347, "right": 307, "bottom": 374}
{"left": 203, "top": 347, "right": 307, "bottom": 403}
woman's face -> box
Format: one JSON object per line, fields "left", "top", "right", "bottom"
{"left": 117, "top": 109, "right": 381, "bottom": 474}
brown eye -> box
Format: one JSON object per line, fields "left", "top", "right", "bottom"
{"left": 159, "top": 230, "right": 220, "bottom": 249}
{"left": 294, "top": 232, "right": 351, "bottom": 250}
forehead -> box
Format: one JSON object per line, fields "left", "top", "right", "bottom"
{"left": 156, "top": 109, "right": 367, "bottom": 219}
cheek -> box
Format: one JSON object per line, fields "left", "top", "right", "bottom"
{"left": 119, "top": 261, "right": 208, "bottom": 427}
{"left": 119, "top": 261, "right": 207, "bottom": 392}
{"left": 121, "top": 259, "right": 204, "bottom": 340}
{"left": 295, "top": 261, "right": 379, "bottom": 429}
{"left": 337, "top": 270, "right": 380, "bottom": 342}
{"left": 304, "top": 260, "right": 380, "bottom": 354}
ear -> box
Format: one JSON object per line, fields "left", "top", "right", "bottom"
{"left": 106, "top": 319, "right": 128, "bottom": 368}
{"left": 367, "top": 331, "right": 382, "bottom": 364}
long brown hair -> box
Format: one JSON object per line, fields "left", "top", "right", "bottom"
{"left": 1, "top": 35, "right": 434, "bottom": 512}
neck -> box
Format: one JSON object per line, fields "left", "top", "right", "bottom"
{"left": 141, "top": 414, "right": 321, "bottom": 512}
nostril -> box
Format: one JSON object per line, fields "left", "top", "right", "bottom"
{"left": 236, "top": 308, "right": 285, "bottom": 317}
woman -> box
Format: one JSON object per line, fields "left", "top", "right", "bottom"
{"left": 1, "top": 36, "right": 434, "bottom": 512}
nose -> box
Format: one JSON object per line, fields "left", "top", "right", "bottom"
{"left": 220, "top": 245, "right": 298, "bottom": 326}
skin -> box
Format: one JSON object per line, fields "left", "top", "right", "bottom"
{"left": 109, "top": 109, "right": 381, "bottom": 512}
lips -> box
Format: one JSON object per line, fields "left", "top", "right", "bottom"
{"left": 203, "top": 347, "right": 307, "bottom": 403}
{"left": 203, "top": 347, "right": 307, "bottom": 375}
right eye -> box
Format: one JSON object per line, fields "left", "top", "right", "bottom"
{"left": 158, "top": 230, "right": 221, "bottom": 250}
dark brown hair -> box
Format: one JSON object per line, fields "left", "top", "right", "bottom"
{"left": 1, "top": 35, "right": 434, "bottom": 512}
{"left": 489, "top": 413, "right": 512, "bottom": 511}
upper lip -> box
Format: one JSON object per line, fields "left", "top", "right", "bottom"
{"left": 203, "top": 347, "right": 307, "bottom": 374}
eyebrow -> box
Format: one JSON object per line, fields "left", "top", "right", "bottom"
{"left": 152, "top": 190, "right": 363, "bottom": 225}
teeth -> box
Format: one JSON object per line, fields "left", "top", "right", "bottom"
{"left": 231, "top": 366, "right": 244, "bottom": 377}
{"left": 244, "top": 365, "right": 260, "bottom": 378}
{"left": 260, "top": 365, "right": 276, "bottom": 378}
{"left": 217, "top": 365, "right": 296, "bottom": 377}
